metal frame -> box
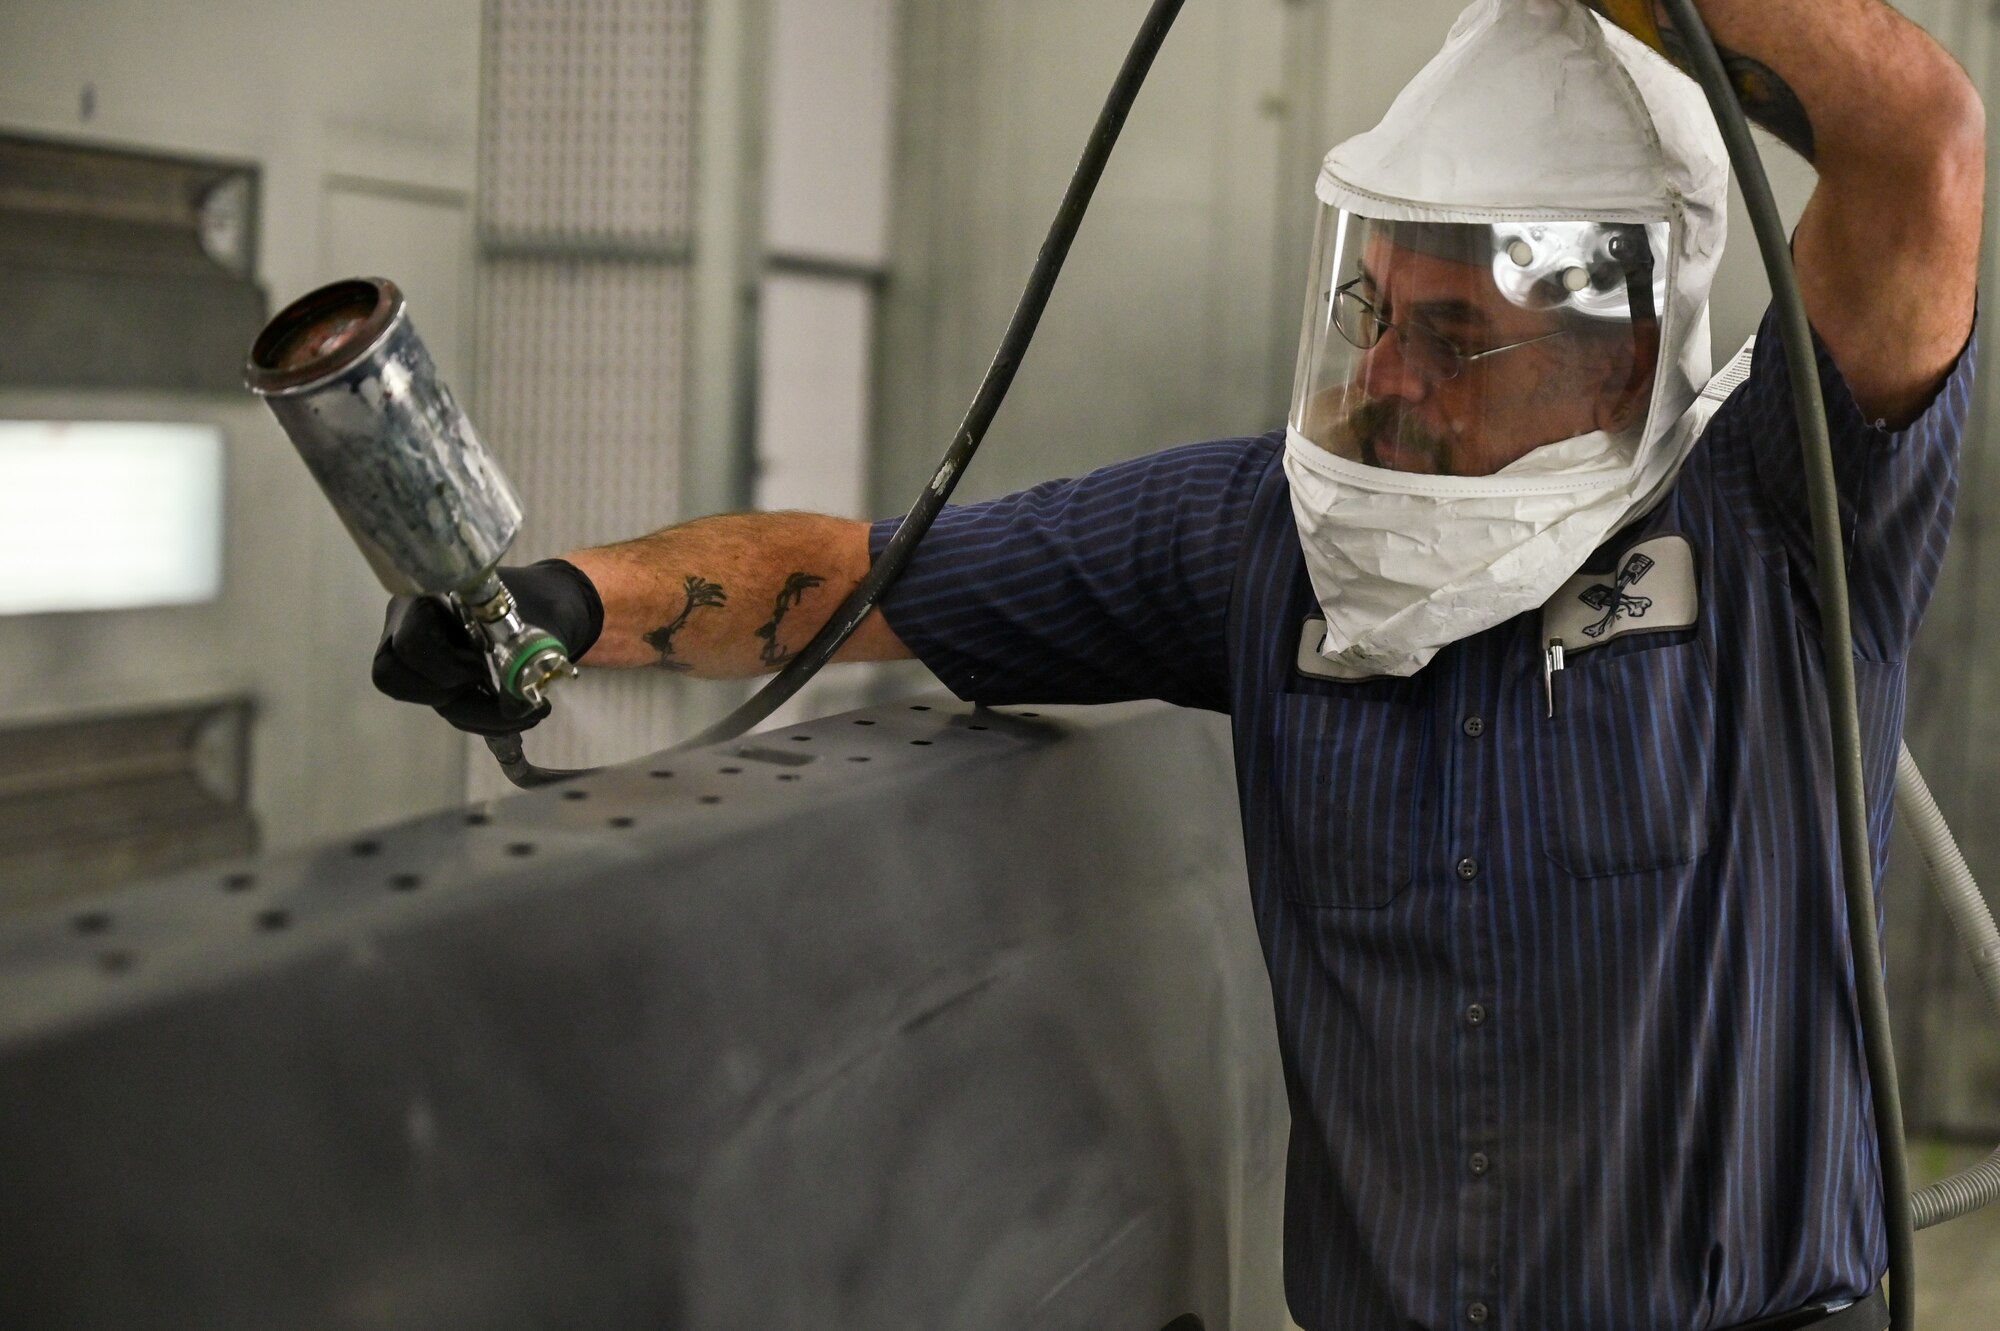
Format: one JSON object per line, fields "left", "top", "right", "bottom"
{"left": 686, "top": 0, "right": 768, "bottom": 525}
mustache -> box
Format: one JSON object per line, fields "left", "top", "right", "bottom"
{"left": 1342, "top": 396, "right": 1450, "bottom": 474}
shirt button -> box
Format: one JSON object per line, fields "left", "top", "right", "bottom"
{"left": 1468, "top": 1302, "right": 1491, "bottom": 1324}
{"left": 1455, "top": 857, "right": 1479, "bottom": 881}
{"left": 1469, "top": 1151, "right": 1491, "bottom": 1176}
{"left": 1466, "top": 1003, "right": 1488, "bottom": 1027}
{"left": 1462, "top": 714, "right": 1486, "bottom": 738}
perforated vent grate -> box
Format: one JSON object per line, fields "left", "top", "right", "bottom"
{"left": 475, "top": 258, "right": 687, "bottom": 555}
{"left": 480, "top": 0, "right": 700, "bottom": 245}
{"left": 471, "top": 0, "right": 703, "bottom": 792}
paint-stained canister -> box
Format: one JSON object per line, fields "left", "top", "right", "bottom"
{"left": 244, "top": 278, "right": 521, "bottom": 598}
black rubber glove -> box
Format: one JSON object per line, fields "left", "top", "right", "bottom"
{"left": 371, "top": 559, "right": 604, "bottom": 736}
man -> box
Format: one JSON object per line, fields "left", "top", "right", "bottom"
{"left": 374, "top": 0, "right": 1982, "bottom": 1326}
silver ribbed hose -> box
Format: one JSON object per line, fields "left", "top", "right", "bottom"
{"left": 1895, "top": 742, "right": 2000, "bottom": 1229}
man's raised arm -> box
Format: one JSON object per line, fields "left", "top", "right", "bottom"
{"left": 1584, "top": 0, "right": 1984, "bottom": 426}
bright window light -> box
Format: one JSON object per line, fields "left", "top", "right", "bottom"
{"left": 0, "top": 421, "right": 224, "bottom": 615}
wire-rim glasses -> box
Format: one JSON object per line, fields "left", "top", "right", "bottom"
{"left": 1332, "top": 278, "right": 1566, "bottom": 382}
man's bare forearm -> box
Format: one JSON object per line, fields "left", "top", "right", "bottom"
{"left": 563, "top": 512, "right": 909, "bottom": 676}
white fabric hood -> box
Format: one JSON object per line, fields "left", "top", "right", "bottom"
{"left": 1283, "top": 0, "right": 1730, "bottom": 679}
{"left": 1316, "top": 0, "right": 1728, "bottom": 452}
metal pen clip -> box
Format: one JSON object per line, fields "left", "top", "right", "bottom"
{"left": 1544, "top": 638, "right": 1566, "bottom": 719}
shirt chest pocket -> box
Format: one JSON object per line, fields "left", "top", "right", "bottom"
{"left": 1274, "top": 691, "right": 1429, "bottom": 908}
{"left": 1539, "top": 637, "right": 1717, "bottom": 878}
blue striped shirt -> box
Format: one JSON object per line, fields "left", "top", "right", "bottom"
{"left": 870, "top": 307, "right": 1975, "bottom": 1331}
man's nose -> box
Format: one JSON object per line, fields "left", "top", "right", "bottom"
{"left": 1360, "top": 327, "right": 1433, "bottom": 403}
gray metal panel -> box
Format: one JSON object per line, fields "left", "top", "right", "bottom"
{"left": 0, "top": 698, "right": 1287, "bottom": 1331}
{"left": 0, "top": 133, "right": 265, "bottom": 393}
{"left": 0, "top": 699, "right": 254, "bottom": 912}
{"left": 0, "top": 262, "right": 267, "bottom": 393}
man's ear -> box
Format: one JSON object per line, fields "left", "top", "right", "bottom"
{"left": 1595, "top": 318, "right": 1661, "bottom": 433}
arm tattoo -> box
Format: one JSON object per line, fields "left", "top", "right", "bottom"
{"left": 754, "top": 572, "right": 827, "bottom": 668}
{"left": 644, "top": 575, "right": 728, "bottom": 672}
{"left": 1580, "top": 0, "right": 1816, "bottom": 161}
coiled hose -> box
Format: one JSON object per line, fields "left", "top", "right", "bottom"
{"left": 1895, "top": 743, "right": 2000, "bottom": 1230}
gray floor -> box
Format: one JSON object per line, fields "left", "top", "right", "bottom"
{"left": 1913, "top": 1139, "right": 2000, "bottom": 1330}
{"left": 1273, "top": 1141, "right": 2000, "bottom": 1330}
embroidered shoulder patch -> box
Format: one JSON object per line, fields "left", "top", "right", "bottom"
{"left": 1542, "top": 534, "right": 1698, "bottom": 653}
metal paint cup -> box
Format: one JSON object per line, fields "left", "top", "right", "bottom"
{"left": 246, "top": 278, "right": 572, "bottom": 707}
{"left": 245, "top": 277, "right": 520, "bottom": 598}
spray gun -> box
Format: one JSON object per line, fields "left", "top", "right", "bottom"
{"left": 245, "top": 278, "right": 576, "bottom": 729}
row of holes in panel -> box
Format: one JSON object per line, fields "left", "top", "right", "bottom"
{"left": 74, "top": 704, "right": 1040, "bottom": 975}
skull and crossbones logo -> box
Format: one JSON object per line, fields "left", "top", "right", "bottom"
{"left": 1577, "top": 551, "right": 1656, "bottom": 638}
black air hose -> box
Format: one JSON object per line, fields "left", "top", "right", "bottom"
{"left": 1654, "top": 0, "right": 1918, "bottom": 1322}
{"left": 674, "top": 0, "right": 1189, "bottom": 750}
{"left": 488, "top": 0, "right": 1188, "bottom": 784}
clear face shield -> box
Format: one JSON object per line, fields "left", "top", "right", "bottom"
{"left": 1288, "top": 209, "right": 1670, "bottom": 479}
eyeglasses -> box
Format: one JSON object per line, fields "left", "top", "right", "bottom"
{"left": 1332, "top": 279, "right": 1567, "bottom": 382}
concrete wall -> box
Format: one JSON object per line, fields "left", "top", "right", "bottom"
{"left": 1885, "top": 0, "right": 2000, "bottom": 1136}
{"left": 0, "top": 0, "right": 483, "bottom": 857}
{"left": 876, "top": 0, "right": 1299, "bottom": 509}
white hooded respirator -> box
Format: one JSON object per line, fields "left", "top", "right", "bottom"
{"left": 1284, "top": 0, "right": 1729, "bottom": 679}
